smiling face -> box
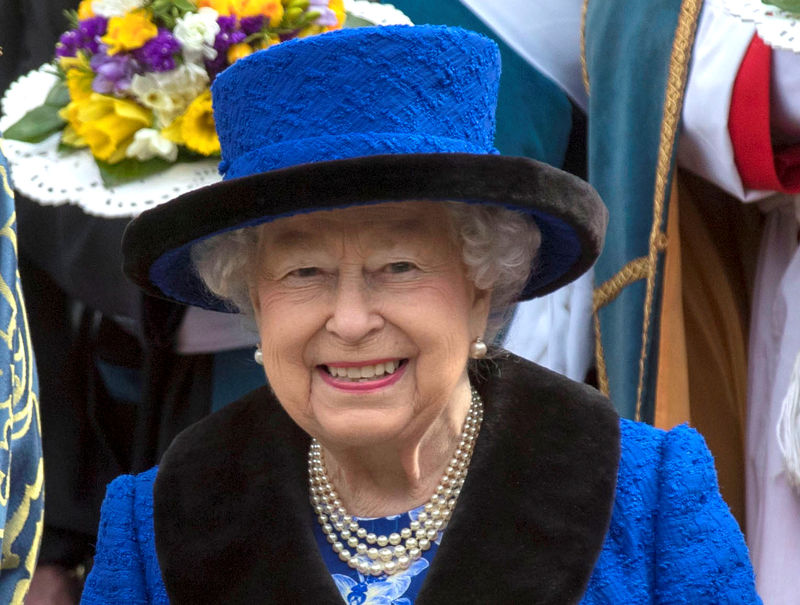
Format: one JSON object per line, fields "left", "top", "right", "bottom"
{"left": 249, "top": 202, "right": 490, "bottom": 450}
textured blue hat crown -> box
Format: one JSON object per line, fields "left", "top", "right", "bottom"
{"left": 211, "top": 25, "right": 502, "bottom": 180}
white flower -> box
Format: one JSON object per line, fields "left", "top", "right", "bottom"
{"left": 332, "top": 558, "right": 428, "bottom": 605}
{"left": 177, "top": 62, "right": 212, "bottom": 92}
{"left": 130, "top": 65, "right": 209, "bottom": 126}
{"left": 131, "top": 74, "right": 182, "bottom": 126}
{"left": 91, "top": 0, "right": 146, "bottom": 17}
{"left": 173, "top": 7, "right": 220, "bottom": 63}
{"left": 126, "top": 128, "right": 179, "bottom": 162}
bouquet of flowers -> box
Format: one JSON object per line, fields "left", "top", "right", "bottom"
{"left": 4, "top": 0, "right": 346, "bottom": 184}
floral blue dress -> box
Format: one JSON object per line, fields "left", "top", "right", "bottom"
{"left": 314, "top": 506, "right": 437, "bottom": 605}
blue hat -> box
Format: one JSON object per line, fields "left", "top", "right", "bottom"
{"left": 122, "top": 25, "right": 607, "bottom": 311}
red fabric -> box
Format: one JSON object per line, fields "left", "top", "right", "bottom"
{"left": 729, "top": 35, "right": 800, "bottom": 192}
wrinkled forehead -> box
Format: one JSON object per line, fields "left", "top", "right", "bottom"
{"left": 257, "top": 202, "right": 457, "bottom": 252}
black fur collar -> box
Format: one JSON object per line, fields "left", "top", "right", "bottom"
{"left": 154, "top": 351, "right": 620, "bottom": 604}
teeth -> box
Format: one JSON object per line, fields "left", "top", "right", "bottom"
{"left": 326, "top": 361, "right": 403, "bottom": 381}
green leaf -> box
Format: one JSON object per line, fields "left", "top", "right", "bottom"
{"left": 763, "top": 0, "right": 800, "bottom": 13}
{"left": 96, "top": 157, "right": 174, "bottom": 187}
{"left": 45, "top": 81, "right": 71, "bottom": 108}
{"left": 95, "top": 149, "right": 213, "bottom": 187}
{"left": 57, "top": 138, "right": 82, "bottom": 155}
{"left": 3, "top": 105, "right": 66, "bottom": 143}
{"left": 62, "top": 8, "right": 80, "bottom": 29}
{"left": 149, "top": 0, "right": 196, "bottom": 28}
{"left": 173, "top": 0, "right": 196, "bottom": 11}
{"left": 344, "top": 13, "right": 375, "bottom": 28}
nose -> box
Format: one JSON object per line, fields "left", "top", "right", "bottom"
{"left": 324, "top": 272, "right": 384, "bottom": 343}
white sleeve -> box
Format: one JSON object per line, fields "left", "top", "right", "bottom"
{"left": 676, "top": 0, "right": 772, "bottom": 201}
{"left": 771, "top": 47, "right": 800, "bottom": 145}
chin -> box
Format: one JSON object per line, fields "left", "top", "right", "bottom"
{"left": 313, "top": 410, "right": 410, "bottom": 449}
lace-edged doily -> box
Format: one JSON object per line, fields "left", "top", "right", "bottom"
{"left": 0, "top": 0, "right": 412, "bottom": 219}
{"left": 344, "top": 0, "right": 411, "bottom": 27}
{"left": 724, "top": 0, "right": 800, "bottom": 53}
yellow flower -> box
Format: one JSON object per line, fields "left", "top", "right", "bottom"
{"left": 101, "top": 9, "right": 158, "bottom": 55}
{"left": 254, "top": 35, "right": 279, "bottom": 50}
{"left": 60, "top": 54, "right": 94, "bottom": 102}
{"left": 231, "top": 0, "right": 284, "bottom": 24}
{"left": 59, "top": 103, "right": 87, "bottom": 148}
{"left": 196, "top": 0, "right": 233, "bottom": 14}
{"left": 227, "top": 42, "right": 254, "bottom": 63}
{"left": 163, "top": 90, "right": 220, "bottom": 156}
{"left": 327, "top": 0, "right": 346, "bottom": 29}
{"left": 65, "top": 68, "right": 95, "bottom": 102}
{"left": 62, "top": 94, "right": 152, "bottom": 163}
{"left": 77, "top": 0, "right": 95, "bottom": 19}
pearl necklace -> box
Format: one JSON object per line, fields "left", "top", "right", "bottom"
{"left": 308, "top": 387, "right": 484, "bottom": 577}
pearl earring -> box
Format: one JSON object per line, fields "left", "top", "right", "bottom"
{"left": 469, "top": 337, "right": 487, "bottom": 359}
{"left": 254, "top": 346, "right": 263, "bottom": 365}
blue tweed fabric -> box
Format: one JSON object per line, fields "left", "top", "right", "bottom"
{"left": 131, "top": 25, "right": 606, "bottom": 315}
{"left": 211, "top": 26, "right": 501, "bottom": 180}
{"left": 81, "top": 419, "right": 760, "bottom": 603}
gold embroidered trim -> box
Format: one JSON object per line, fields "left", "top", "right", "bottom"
{"left": 0, "top": 163, "right": 13, "bottom": 199}
{"left": 591, "top": 232, "right": 664, "bottom": 396}
{"left": 593, "top": 311, "right": 609, "bottom": 395}
{"left": 580, "top": 0, "right": 590, "bottom": 95}
{"left": 593, "top": 254, "right": 650, "bottom": 311}
{"left": 592, "top": 231, "right": 667, "bottom": 396}
{"left": 633, "top": 0, "right": 702, "bottom": 422}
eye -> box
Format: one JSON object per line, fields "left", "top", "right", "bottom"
{"left": 289, "top": 267, "right": 320, "bottom": 278}
{"left": 385, "top": 261, "right": 416, "bottom": 274}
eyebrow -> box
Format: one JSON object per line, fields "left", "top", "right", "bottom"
{"left": 269, "top": 229, "right": 316, "bottom": 249}
{"left": 270, "top": 217, "right": 431, "bottom": 247}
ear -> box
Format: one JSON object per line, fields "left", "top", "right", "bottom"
{"left": 248, "top": 284, "right": 262, "bottom": 328}
{"left": 468, "top": 286, "right": 492, "bottom": 338}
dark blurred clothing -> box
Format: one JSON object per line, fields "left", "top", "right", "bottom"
{"left": 16, "top": 195, "right": 265, "bottom": 569}
{"left": 0, "top": 0, "right": 76, "bottom": 93}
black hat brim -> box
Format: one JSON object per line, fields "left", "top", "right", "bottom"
{"left": 122, "top": 153, "right": 607, "bottom": 311}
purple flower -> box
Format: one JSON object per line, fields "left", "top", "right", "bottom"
{"left": 206, "top": 16, "right": 247, "bottom": 79}
{"left": 213, "top": 16, "right": 246, "bottom": 51}
{"left": 90, "top": 52, "right": 139, "bottom": 95}
{"left": 217, "top": 15, "right": 238, "bottom": 33}
{"left": 133, "top": 29, "right": 181, "bottom": 72}
{"left": 78, "top": 17, "right": 108, "bottom": 54}
{"left": 56, "top": 29, "right": 82, "bottom": 58}
{"left": 55, "top": 17, "right": 108, "bottom": 57}
{"left": 239, "top": 16, "right": 264, "bottom": 36}
{"left": 309, "top": 0, "right": 339, "bottom": 26}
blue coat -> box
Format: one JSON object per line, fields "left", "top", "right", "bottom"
{"left": 82, "top": 353, "right": 760, "bottom": 604}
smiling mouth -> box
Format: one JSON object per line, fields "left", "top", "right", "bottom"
{"left": 321, "top": 359, "right": 408, "bottom": 382}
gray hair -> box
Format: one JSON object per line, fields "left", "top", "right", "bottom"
{"left": 190, "top": 202, "right": 541, "bottom": 339}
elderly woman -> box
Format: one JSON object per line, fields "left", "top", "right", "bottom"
{"left": 81, "top": 26, "right": 760, "bottom": 604}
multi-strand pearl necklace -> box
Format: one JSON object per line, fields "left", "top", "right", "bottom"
{"left": 308, "top": 387, "right": 484, "bottom": 577}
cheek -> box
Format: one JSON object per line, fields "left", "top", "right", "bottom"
{"left": 399, "top": 279, "right": 475, "bottom": 368}
{"left": 253, "top": 288, "right": 319, "bottom": 402}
